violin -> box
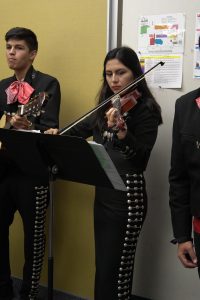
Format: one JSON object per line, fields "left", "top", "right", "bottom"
{"left": 110, "top": 89, "right": 141, "bottom": 130}
{"left": 58, "top": 61, "right": 164, "bottom": 135}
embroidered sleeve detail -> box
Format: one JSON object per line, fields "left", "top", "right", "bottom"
{"left": 113, "top": 133, "right": 136, "bottom": 159}
{"left": 120, "top": 144, "right": 136, "bottom": 159}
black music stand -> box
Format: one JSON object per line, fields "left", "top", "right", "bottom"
{"left": 0, "top": 128, "right": 126, "bottom": 300}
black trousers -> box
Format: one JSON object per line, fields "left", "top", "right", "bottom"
{"left": 0, "top": 171, "right": 49, "bottom": 300}
{"left": 94, "top": 173, "right": 147, "bottom": 300}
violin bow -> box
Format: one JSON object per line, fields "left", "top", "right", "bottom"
{"left": 59, "top": 61, "right": 164, "bottom": 135}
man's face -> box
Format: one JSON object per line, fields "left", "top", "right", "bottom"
{"left": 6, "top": 39, "right": 37, "bottom": 71}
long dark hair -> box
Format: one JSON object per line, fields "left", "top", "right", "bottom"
{"left": 96, "top": 46, "right": 162, "bottom": 127}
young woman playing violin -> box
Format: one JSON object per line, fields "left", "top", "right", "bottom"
{"left": 46, "top": 46, "right": 162, "bottom": 300}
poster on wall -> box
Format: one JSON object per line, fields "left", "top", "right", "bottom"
{"left": 138, "top": 13, "right": 185, "bottom": 54}
{"left": 138, "top": 13, "right": 185, "bottom": 88}
{"left": 193, "top": 12, "right": 200, "bottom": 79}
{"left": 139, "top": 54, "right": 183, "bottom": 88}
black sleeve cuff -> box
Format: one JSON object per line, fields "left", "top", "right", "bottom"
{"left": 170, "top": 237, "right": 193, "bottom": 244}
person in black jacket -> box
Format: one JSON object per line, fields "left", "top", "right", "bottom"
{"left": 46, "top": 46, "right": 162, "bottom": 300}
{"left": 169, "top": 87, "right": 200, "bottom": 275}
{"left": 0, "top": 27, "right": 61, "bottom": 300}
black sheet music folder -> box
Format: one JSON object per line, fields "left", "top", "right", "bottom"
{"left": 0, "top": 128, "right": 126, "bottom": 191}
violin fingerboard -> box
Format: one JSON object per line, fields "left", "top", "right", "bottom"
{"left": 112, "top": 95, "right": 121, "bottom": 110}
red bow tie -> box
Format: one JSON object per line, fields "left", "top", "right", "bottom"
{"left": 5, "top": 81, "right": 35, "bottom": 105}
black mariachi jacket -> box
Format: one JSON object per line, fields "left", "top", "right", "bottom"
{"left": 0, "top": 66, "right": 61, "bottom": 131}
{"left": 65, "top": 96, "right": 160, "bottom": 175}
{"left": 169, "top": 88, "right": 200, "bottom": 243}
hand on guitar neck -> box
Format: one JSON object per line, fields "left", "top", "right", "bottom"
{"left": 5, "top": 114, "right": 33, "bottom": 130}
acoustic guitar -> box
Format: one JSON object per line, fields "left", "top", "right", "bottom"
{"left": 4, "top": 91, "right": 48, "bottom": 129}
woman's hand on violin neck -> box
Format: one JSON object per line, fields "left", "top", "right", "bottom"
{"left": 106, "top": 107, "right": 119, "bottom": 128}
{"left": 44, "top": 128, "right": 59, "bottom": 135}
{"left": 105, "top": 107, "right": 127, "bottom": 139}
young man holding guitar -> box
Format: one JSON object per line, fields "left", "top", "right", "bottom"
{"left": 0, "top": 27, "right": 61, "bottom": 300}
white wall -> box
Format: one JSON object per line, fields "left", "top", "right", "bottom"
{"left": 121, "top": 1, "right": 200, "bottom": 299}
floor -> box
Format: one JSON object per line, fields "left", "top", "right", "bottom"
{"left": 13, "top": 278, "right": 151, "bottom": 300}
